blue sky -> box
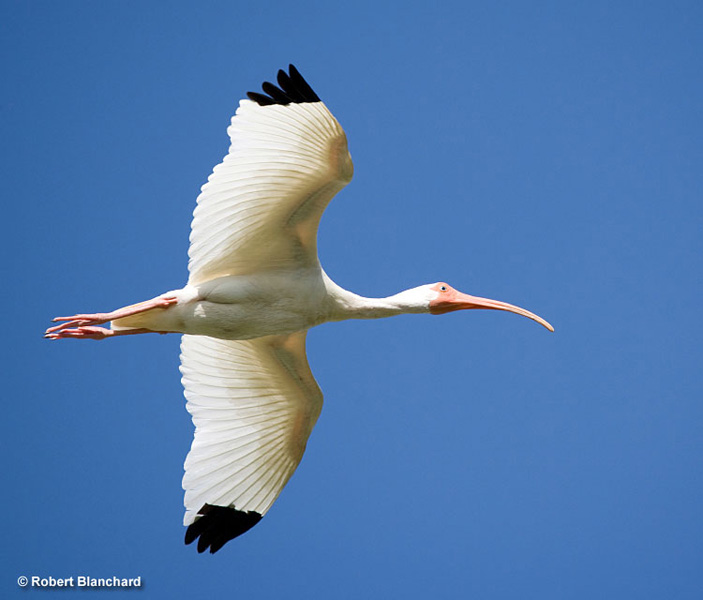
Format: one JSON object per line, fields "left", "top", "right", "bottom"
{"left": 3, "top": 1, "right": 702, "bottom": 598}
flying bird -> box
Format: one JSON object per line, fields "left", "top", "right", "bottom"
{"left": 46, "top": 65, "right": 553, "bottom": 554}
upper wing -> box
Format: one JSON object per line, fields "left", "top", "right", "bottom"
{"left": 187, "top": 65, "right": 354, "bottom": 285}
{"left": 179, "top": 331, "right": 323, "bottom": 553}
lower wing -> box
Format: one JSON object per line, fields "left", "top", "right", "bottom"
{"left": 179, "top": 331, "right": 323, "bottom": 553}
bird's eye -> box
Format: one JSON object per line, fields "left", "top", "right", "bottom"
{"left": 440, "top": 285, "right": 447, "bottom": 292}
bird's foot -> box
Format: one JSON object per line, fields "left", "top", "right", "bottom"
{"left": 45, "top": 326, "right": 154, "bottom": 341}
{"left": 45, "top": 314, "right": 113, "bottom": 334}
{"left": 45, "top": 326, "right": 115, "bottom": 340}
{"left": 46, "top": 296, "right": 178, "bottom": 335}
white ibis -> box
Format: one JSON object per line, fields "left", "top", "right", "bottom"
{"left": 46, "top": 65, "right": 553, "bottom": 553}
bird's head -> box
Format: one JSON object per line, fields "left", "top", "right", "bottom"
{"left": 426, "top": 282, "right": 554, "bottom": 331}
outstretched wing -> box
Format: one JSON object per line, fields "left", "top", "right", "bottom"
{"left": 180, "top": 331, "right": 323, "bottom": 553}
{"left": 187, "top": 64, "right": 354, "bottom": 285}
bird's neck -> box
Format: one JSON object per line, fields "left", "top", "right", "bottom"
{"left": 324, "top": 278, "right": 427, "bottom": 321}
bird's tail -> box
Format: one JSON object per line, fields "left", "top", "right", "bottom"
{"left": 110, "top": 296, "right": 180, "bottom": 332}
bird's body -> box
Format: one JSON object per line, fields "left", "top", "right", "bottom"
{"left": 110, "top": 271, "right": 444, "bottom": 340}
{"left": 47, "top": 65, "right": 553, "bottom": 553}
{"left": 115, "top": 272, "right": 332, "bottom": 340}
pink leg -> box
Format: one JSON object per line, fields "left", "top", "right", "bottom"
{"left": 44, "top": 326, "right": 159, "bottom": 341}
{"left": 46, "top": 296, "right": 178, "bottom": 335}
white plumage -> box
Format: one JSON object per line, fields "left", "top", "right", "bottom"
{"left": 180, "top": 332, "right": 321, "bottom": 523}
{"left": 188, "top": 99, "right": 352, "bottom": 284}
{"left": 47, "top": 65, "right": 552, "bottom": 553}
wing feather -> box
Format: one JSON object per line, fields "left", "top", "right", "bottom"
{"left": 187, "top": 76, "right": 353, "bottom": 284}
{"left": 180, "top": 332, "right": 323, "bottom": 530}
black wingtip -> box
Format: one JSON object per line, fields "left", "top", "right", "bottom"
{"left": 246, "top": 64, "right": 320, "bottom": 107}
{"left": 185, "top": 504, "right": 263, "bottom": 554}
{"left": 246, "top": 91, "right": 276, "bottom": 106}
